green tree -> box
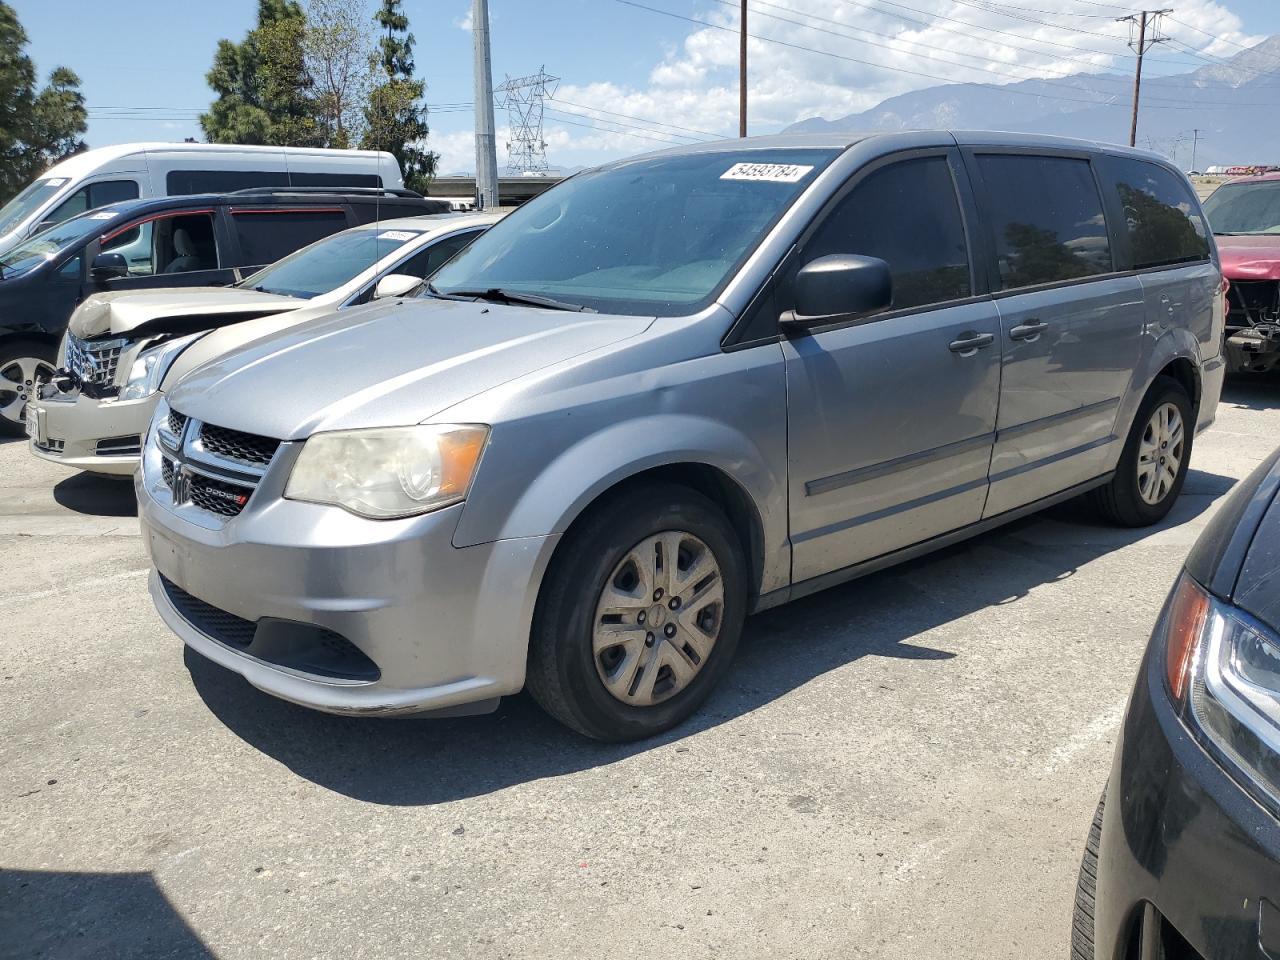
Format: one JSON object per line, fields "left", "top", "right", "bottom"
{"left": 304, "top": 0, "right": 373, "bottom": 149}
{"left": 361, "top": 0, "right": 437, "bottom": 192}
{"left": 200, "top": 0, "right": 321, "bottom": 146}
{"left": 0, "top": 3, "right": 86, "bottom": 204}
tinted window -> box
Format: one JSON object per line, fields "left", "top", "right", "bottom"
{"left": 43, "top": 180, "right": 140, "bottom": 227}
{"left": 977, "top": 155, "right": 1112, "bottom": 289}
{"left": 431, "top": 149, "right": 838, "bottom": 316}
{"left": 232, "top": 209, "right": 350, "bottom": 265}
{"left": 167, "top": 170, "right": 383, "bottom": 194}
{"left": 349, "top": 199, "right": 451, "bottom": 222}
{"left": 1107, "top": 159, "right": 1210, "bottom": 268}
{"left": 400, "top": 230, "right": 482, "bottom": 278}
{"left": 802, "top": 156, "right": 971, "bottom": 311}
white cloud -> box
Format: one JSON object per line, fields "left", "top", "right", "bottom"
{"left": 434, "top": 0, "right": 1267, "bottom": 172}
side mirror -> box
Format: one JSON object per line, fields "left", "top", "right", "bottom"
{"left": 373, "top": 273, "right": 422, "bottom": 300}
{"left": 782, "top": 254, "right": 893, "bottom": 329}
{"left": 90, "top": 252, "right": 129, "bottom": 283}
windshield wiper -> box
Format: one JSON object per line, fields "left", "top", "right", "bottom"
{"left": 439, "top": 286, "right": 596, "bottom": 313}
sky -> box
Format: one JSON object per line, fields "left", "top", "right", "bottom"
{"left": 13, "top": 0, "right": 1280, "bottom": 175}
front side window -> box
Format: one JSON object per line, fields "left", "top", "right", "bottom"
{"left": 239, "top": 225, "right": 426, "bottom": 299}
{"left": 44, "top": 180, "right": 141, "bottom": 229}
{"left": 101, "top": 213, "right": 217, "bottom": 278}
{"left": 1202, "top": 180, "right": 1280, "bottom": 236}
{"left": 1107, "top": 159, "right": 1210, "bottom": 269}
{"left": 431, "top": 149, "right": 839, "bottom": 316}
{"left": 801, "top": 156, "right": 972, "bottom": 311}
{"left": 232, "top": 209, "right": 351, "bottom": 266}
{"left": 977, "top": 155, "right": 1113, "bottom": 290}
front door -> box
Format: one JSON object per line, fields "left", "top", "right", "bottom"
{"left": 82, "top": 210, "right": 237, "bottom": 301}
{"left": 967, "top": 151, "right": 1146, "bottom": 517}
{"left": 783, "top": 151, "right": 1002, "bottom": 584}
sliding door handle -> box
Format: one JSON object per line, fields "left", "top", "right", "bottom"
{"left": 948, "top": 331, "right": 995, "bottom": 355}
{"left": 1009, "top": 319, "right": 1048, "bottom": 341}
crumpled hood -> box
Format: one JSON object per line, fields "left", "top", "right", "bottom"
{"left": 1216, "top": 235, "right": 1280, "bottom": 281}
{"left": 69, "top": 287, "right": 303, "bottom": 338}
{"left": 167, "top": 297, "right": 654, "bottom": 439}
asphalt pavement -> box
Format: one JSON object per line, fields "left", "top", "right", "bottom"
{"left": 3, "top": 373, "right": 1279, "bottom": 960}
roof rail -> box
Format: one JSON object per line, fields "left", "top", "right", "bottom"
{"left": 228, "top": 186, "right": 426, "bottom": 199}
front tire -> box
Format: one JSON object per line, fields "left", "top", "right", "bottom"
{"left": 0, "top": 339, "right": 58, "bottom": 437}
{"left": 1071, "top": 792, "right": 1105, "bottom": 960}
{"left": 526, "top": 483, "right": 748, "bottom": 741}
{"left": 1091, "top": 376, "right": 1193, "bottom": 527}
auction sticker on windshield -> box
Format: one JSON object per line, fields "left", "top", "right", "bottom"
{"left": 721, "top": 162, "right": 815, "bottom": 183}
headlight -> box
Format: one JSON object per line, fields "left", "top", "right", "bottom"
{"left": 1163, "top": 572, "right": 1280, "bottom": 806}
{"left": 284, "top": 424, "right": 488, "bottom": 519}
{"left": 118, "top": 334, "right": 201, "bottom": 401}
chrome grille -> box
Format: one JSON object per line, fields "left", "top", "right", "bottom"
{"left": 65, "top": 334, "right": 128, "bottom": 389}
{"left": 157, "top": 408, "right": 279, "bottom": 520}
{"left": 199, "top": 423, "right": 281, "bottom": 468}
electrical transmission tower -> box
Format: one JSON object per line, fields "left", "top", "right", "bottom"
{"left": 496, "top": 68, "right": 559, "bottom": 174}
{"left": 1118, "top": 9, "right": 1172, "bottom": 148}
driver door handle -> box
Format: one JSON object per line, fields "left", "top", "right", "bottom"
{"left": 948, "top": 331, "right": 995, "bottom": 355}
{"left": 1009, "top": 319, "right": 1048, "bottom": 341}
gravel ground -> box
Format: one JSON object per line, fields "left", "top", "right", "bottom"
{"left": 2, "top": 373, "right": 1278, "bottom": 960}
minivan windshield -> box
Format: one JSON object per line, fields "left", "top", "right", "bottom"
{"left": 0, "top": 178, "right": 68, "bottom": 236}
{"left": 0, "top": 209, "right": 117, "bottom": 278}
{"left": 238, "top": 225, "right": 428, "bottom": 299}
{"left": 1202, "top": 180, "right": 1280, "bottom": 235}
{"left": 430, "top": 149, "right": 839, "bottom": 316}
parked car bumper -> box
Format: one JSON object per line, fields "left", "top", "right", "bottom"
{"left": 1197, "top": 353, "right": 1226, "bottom": 436}
{"left": 136, "top": 453, "right": 558, "bottom": 717}
{"left": 1093, "top": 644, "right": 1280, "bottom": 960}
{"left": 26, "top": 386, "right": 153, "bottom": 475}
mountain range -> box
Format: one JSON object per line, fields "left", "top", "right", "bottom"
{"left": 785, "top": 34, "right": 1280, "bottom": 169}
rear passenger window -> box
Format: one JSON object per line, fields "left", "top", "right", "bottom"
{"left": 803, "top": 156, "right": 972, "bottom": 311}
{"left": 232, "top": 209, "right": 350, "bottom": 265}
{"left": 1107, "top": 158, "right": 1210, "bottom": 269}
{"left": 977, "top": 155, "right": 1113, "bottom": 289}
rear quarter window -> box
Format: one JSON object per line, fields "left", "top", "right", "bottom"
{"left": 1104, "top": 158, "right": 1211, "bottom": 269}
{"left": 231, "top": 208, "right": 351, "bottom": 265}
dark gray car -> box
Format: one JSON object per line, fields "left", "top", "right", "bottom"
{"left": 137, "top": 131, "right": 1227, "bottom": 740}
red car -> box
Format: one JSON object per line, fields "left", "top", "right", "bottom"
{"left": 1202, "top": 173, "right": 1280, "bottom": 373}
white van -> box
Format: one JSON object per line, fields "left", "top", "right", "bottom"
{"left": 0, "top": 143, "right": 405, "bottom": 258}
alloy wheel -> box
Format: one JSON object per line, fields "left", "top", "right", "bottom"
{"left": 1137, "top": 401, "right": 1184, "bottom": 506}
{"left": 0, "top": 355, "right": 56, "bottom": 427}
{"left": 592, "top": 530, "right": 725, "bottom": 706}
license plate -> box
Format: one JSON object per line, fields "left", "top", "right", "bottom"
{"left": 25, "top": 406, "right": 44, "bottom": 444}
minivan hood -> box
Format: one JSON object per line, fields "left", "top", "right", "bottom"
{"left": 69, "top": 287, "right": 303, "bottom": 339}
{"left": 167, "top": 298, "right": 655, "bottom": 439}
{"left": 1216, "top": 235, "right": 1280, "bottom": 281}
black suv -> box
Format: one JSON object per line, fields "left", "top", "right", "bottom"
{"left": 0, "top": 188, "right": 450, "bottom": 433}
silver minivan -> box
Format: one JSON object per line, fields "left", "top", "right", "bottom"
{"left": 138, "top": 132, "right": 1226, "bottom": 741}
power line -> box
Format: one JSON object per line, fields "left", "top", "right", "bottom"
{"left": 548, "top": 96, "right": 726, "bottom": 138}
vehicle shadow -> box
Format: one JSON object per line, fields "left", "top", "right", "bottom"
{"left": 1222, "top": 370, "right": 1280, "bottom": 409}
{"left": 188, "top": 468, "right": 1232, "bottom": 807}
{"left": 51, "top": 472, "right": 137, "bottom": 518}
{"left": 0, "top": 867, "right": 216, "bottom": 960}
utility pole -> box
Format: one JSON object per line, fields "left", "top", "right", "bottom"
{"left": 472, "top": 0, "right": 499, "bottom": 210}
{"left": 1118, "top": 8, "right": 1171, "bottom": 148}
{"left": 739, "top": 0, "right": 747, "bottom": 138}
{"left": 1191, "top": 128, "right": 1202, "bottom": 171}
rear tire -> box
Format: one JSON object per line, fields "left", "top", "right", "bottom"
{"left": 1071, "top": 791, "right": 1105, "bottom": 960}
{"left": 526, "top": 483, "right": 748, "bottom": 741}
{"left": 1091, "top": 376, "right": 1193, "bottom": 526}
{"left": 0, "top": 338, "right": 58, "bottom": 437}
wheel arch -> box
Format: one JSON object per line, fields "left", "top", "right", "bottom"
{"left": 1114, "top": 330, "right": 1204, "bottom": 450}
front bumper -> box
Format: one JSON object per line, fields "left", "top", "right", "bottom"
{"left": 26, "top": 384, "right": 155, "bottom": 475}
{"left": 137, "top": 457, "right": 558, "bottom": 717}
{"left": 1094, "top": 645, "right": 1280, "bottom": 959}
